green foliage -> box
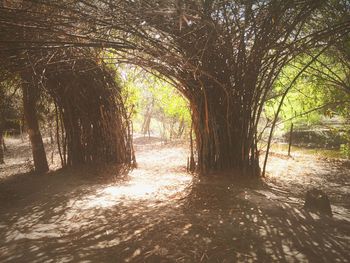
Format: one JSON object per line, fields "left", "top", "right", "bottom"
{"left": 0, "top": 74, "right": 22, "bottom": 132}
{"left": 266, "top": 54, "right": 350, "bottom": 131}
{"left": 150, "top": 79, "right": 190, "bottom": 123}
{"left": 263, "top": 51, "right": 350, "bottom": 158}
{"left": 339, "top": 127, "right": 350, "bottom": 158}
{"left": 119, "top": 69, "right": 142, "bottom": 119}
{"left": 107, "top": 62, "right": 191, "bottom": 137}
{"left": 340, "top": 143, "right": 350, "bottom": 158}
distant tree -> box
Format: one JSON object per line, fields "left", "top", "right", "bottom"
{"left": 117, "top": 66, "right": 191, "bottom": 140}
{"left": 0, "top": 73, "right": 22, "bottom": 164}
{"left": 0, "top": 0, "right": 348, "bottom": 177}
{"left": 264, "top": 54, "right": 350, "bottom": 129}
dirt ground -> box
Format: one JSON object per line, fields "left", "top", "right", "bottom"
{"left": 0, "top": 136, "right": 349, "bottom": 262}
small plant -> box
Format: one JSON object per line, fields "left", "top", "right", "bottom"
{"left": 340, "top": 143, "right": 350, "bottom": 159}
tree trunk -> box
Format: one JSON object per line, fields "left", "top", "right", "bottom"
{"left": 142, "top": 111, "right": 152, "bottom": 138}
{"left": 2, "top": 135, "right": 6, "bottom": 152}
{"left": 21, "top": 73, "right": 49, "bottom": 174}
{"left": 45, "top": 58, "right": 132, "bottom": 168}
{"left": 20, "top": 115, "right": 25, "bottom": 142}
{"left": 191, "top": 82, "right": 260, "bottom": 177}
{"left": 189, "top": 118, "right": 195, "bottom": 172}
{"left": 0, "top": 128, "right": 4, "bottom": 164}
{"left": 177, "top": 116, "right": 185, "bottom": 138}
{"left": 288, "top": 123, "right": 294, "bottom": 156}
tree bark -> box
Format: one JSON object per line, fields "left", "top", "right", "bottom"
{"left": 141, "top": 108, "right": 152, "bottom": 138}
{"left": 21, "top": 73, "right": 49, "bottom": 174}
{"left": 191, "top": 81, "right": 260, "bottom": 177}
{"left": 44, "top": 57, "right": 132, "bottom": 168}
{"left": 0, "top": 128, "right": 4, "bottom": 164}
{"left": 177, "top": 116, "right": 185, "bottom": 138}
{"left": 288, "top": 123, "right": 294, "bottom": 156}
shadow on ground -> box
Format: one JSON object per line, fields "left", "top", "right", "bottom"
{"left": 0, "top": 137, "right": 349, "bottom": 262}
{"left": 0, "top": 171, "right": 349, "bottom": 263}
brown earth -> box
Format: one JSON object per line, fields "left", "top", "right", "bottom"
{"left": 0, "top": 136, "right": 349, "bottom": 262}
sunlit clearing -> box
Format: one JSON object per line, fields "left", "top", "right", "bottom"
{"left": 74, "top": 169, "right": 192, "bottom": 209}
{"left": 103, "top": 184, "right": 157, "bottom": 197}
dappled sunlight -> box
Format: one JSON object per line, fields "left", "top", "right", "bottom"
{"left": 73, "top": 169, "right": 192, "bottom": 210}
{"left": 1, "top": 138, "right": 349, "bottom": 262}
{"left": 264, "top": 151, "right": 350, "bottom": 222}
{"left": 1, "top": 139, "right": 194, "bottom": 261}
{"left": 70, "top": 142, "right": 193, "bottom": 210}
{"left": 265, "top": 151, "right": 345, "bottom": 191}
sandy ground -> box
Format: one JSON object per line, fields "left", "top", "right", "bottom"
{"left": 0, "top": 136, "right": 349, "bottom": 262}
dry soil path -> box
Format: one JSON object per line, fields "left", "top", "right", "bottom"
{"left": 0, "top": 137, "right": 349, "bottom": 262}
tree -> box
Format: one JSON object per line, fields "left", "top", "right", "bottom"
{"left": 0, "top": 73, "right": 22, "bottom": 164}
{"left": 110, "top": 0, "right": 347, "bottom": 175}
{"left": 21, "top": 71, "right": 49, "bottom": 173}
{"left": 43, "top": 53, "right": 133, "bottom": 167}
{"left": 117, "top": 66, "right": 191, "bottom": 139}
{"left": 1, "top": 0, "right": 348, "bottom": 176}
{"left": 0, "top": 0, "right": 134, "bottom": 170}
{"left": 263, "top": 54, "right": 350, "bottom": 154}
